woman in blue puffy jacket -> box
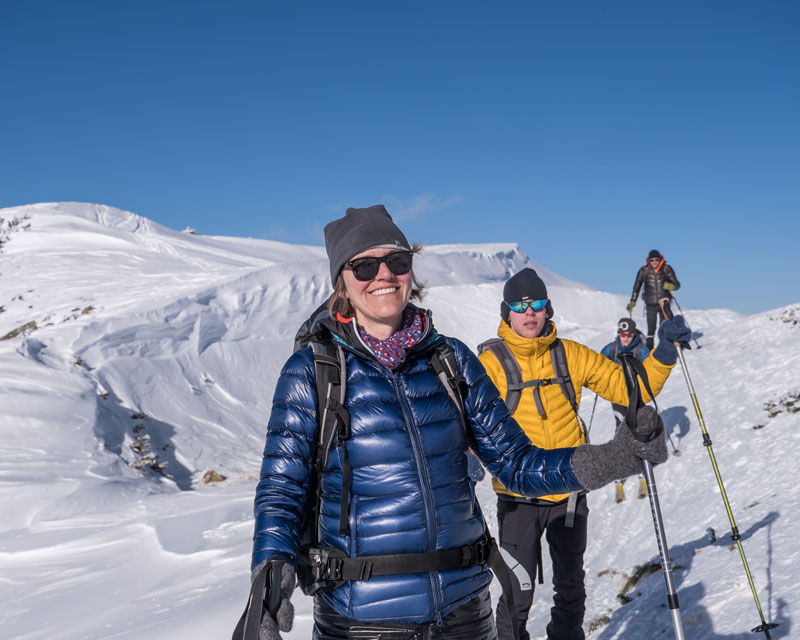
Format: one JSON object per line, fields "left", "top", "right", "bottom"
{"left": 245, "top": 205, "right": 673, "bottom": 640}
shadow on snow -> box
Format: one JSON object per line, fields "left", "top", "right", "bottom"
{"left": 592, "top": 511, "right": 788, "bottom": 639}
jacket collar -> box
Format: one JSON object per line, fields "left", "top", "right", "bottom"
{"left": 616, "top": 331, "right": 643, "bottom": 352}
{"left": 326, "top": 305, "right": 441, "bottom": 361}
{"left": 497, "top": 319, "right": 557, "bottom": 358}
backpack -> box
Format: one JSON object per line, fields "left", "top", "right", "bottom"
{"left": 477, "top": 336, "right": 586, "bottom": 535}
{"left": 477, "top": 337, "right": 583, "bottom": 429}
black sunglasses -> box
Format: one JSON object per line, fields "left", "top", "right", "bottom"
{"left": 346, "top": 251, "right": 413, "bottom": 281}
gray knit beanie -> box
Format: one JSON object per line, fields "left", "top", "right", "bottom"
{"left": 323, "top": 205, "right": 410, "bottom": 282}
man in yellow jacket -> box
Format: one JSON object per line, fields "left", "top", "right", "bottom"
{"left": 479, "top": 268, "right": 690, "bottom": 640}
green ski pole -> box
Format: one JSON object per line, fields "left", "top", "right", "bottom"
{"left": 659, "top": 300, "right": 777, "bottom": 638}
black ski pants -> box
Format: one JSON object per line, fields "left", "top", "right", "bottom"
{"left": 312, "top": 588, "right": 497, "bottom": 639}
{"left": 495, "top": 495, "right": 588, "bottom": 640}
{"left": 644, "top": 300, "right": 671, "bottom": 349}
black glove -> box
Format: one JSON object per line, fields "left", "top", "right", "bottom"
{"left": 572, "top": 406, "right": 667, "bottom": 490}
{"left": 652, "top": 315, "right": 691, "bottom": 365}
{"left": 251, "top": 558, "right": 295, "bottom": 640}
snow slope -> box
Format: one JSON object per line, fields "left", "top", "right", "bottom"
{"left": 0, "top": 202, "right": 796, "bottom": 639}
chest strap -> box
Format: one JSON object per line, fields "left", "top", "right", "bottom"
{"left": 309, "top": 534, "right": 495, "bottom": 584}
{"left": 507, "top": 376, "right": 571, "bottom": 419}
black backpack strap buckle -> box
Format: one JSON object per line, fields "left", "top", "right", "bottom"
{"left": 310, "top": 547, "right": 345, "bottom": 582}
{"left": 472, "top": 535, "right": 492, "bottom": 565}
{"left": 326, "top": 556, "right": 344, "bottom": 581}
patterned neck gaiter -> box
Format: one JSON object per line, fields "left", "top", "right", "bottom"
{"left": 357, "top": 306, "right": 424, "bottom": 370}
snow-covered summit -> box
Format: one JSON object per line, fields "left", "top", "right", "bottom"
{"left": 0, "top": 202, "right": 796, "bottom": 639}
{"left": 0, "top": 202, "right": 597, "bottom": 514}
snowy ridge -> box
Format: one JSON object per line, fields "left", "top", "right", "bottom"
{"left": 0, "top": 202, "right": 797, "bottom": 639}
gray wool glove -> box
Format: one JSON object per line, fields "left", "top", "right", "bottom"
{"left": 572, "top": 405, "right": 667, "bottom": 490}
{"left": 251, "top": 558, "right": 295, "bottom": 640}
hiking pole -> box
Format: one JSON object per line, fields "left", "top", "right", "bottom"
{"left": 659, "top": 301, "right": 778, "bottom": 638}
{"left": 619, "top": 354, "right": 685, "bottom": 640}
{"left": 587, "top": 393, "right": 599, "bottom": 435}
{"left": 665, "top": 424, "right": 680, "bottom": 457}
{"left": 668, "top": 294, "right": 702, "bottom": 349}
{"left": 641, "top": 456, "right": 685, "bottom": 640}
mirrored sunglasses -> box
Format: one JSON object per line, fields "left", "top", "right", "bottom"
{"left": 618, "top": 332, "right": 635, "bottom": 338}
{"left": 346, "top": 251, "right": 413, "bottom": 282}
{"left": 508, "top": 299, "right": 548, "bottom": 313}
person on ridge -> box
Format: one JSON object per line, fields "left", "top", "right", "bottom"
{"left": 478, "top": 268, "right": 690, "bottom": 640}
{"left": 627, "top": 249, "right": 680, "bottom": 349}
{"left": 600, "top": 317, "right": 651, "bottom": 502}
{"left": 244, "top": 206, "right": 673, "bottom": 640}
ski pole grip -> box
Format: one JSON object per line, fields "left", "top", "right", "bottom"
{"left": 657, "top": 298, "right": 691, "bottom": 350}
{"left": 658, "top": 298, "right": 674, "bottom": 321}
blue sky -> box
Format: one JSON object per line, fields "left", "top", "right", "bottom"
{"left": 2, "top": 1, "right": 798, "bottom": 314}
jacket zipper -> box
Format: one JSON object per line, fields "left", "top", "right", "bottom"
{"left": 334, "top": 325, "right": 447, "bottom": 622}
{"left": 389, "top": 370, "right": 445, "bottom": 623}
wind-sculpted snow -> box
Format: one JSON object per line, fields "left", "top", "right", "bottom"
{"left": 0, "top": 202, "right": 796, "bottom": 639}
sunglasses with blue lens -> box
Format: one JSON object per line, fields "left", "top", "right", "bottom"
{"left": 508, "top": 299, "right": 548, "bottom": 313}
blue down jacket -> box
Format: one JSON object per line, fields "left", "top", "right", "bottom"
{"left": 252, "top": 311, "right": 583, "bottom": 624}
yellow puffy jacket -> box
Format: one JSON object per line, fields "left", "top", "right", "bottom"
{"left": 479, "top": 320, "right": 674, "bottom": 502}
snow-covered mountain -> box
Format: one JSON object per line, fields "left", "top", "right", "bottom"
{"left": 0, "top": 202, "right": 797, "bottom": 639}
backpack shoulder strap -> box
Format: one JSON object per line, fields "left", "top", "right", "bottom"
{"left": 549, "top": 339, "right": 579, "bottom": 416}
{"left": 430, "top": 340, "right": 469, "bottom": 435}
{"left": 611, "top": 341, "right": 619, "bottom": 362}
{"left": 618, "top": 352, "right": 659, "bottom": 441}
{"left": 548, "top": 339, "right": 586, "bottom": 525}
{"left": 477, "top": 338, "right": 524, "bottom": 415}
{"left": 309, "top": 340, "right": 352, "bottom": 536}
{"left": 637, "top": 331, "right": 649, "bottom": 360}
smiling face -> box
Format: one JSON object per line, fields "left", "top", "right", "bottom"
{"left": 341, "top": 247, "right": 413, "bottom": 339}
{"left": 508, "top": 302, "right": 548, "bottom": 339}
